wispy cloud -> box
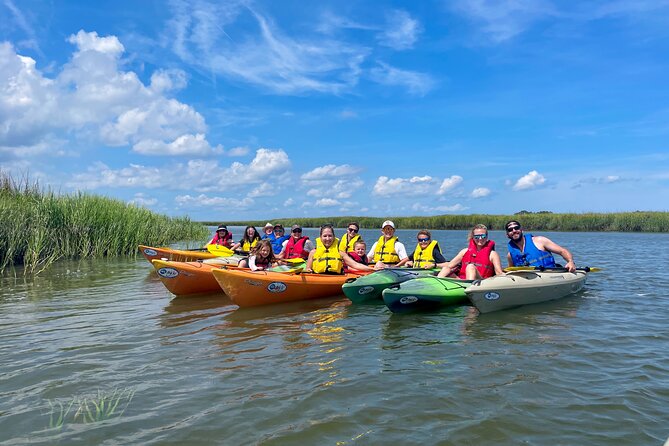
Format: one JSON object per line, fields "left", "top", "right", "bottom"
{"left": 438, "top": 175, "right": 463, "bottom": 194}
{"left": 377, "top": 9, "right": 421, "bottom": 50}
{"left": 369, "top": 62, "right": 435, "bottom": 96}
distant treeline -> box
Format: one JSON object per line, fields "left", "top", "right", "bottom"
{"left": 1, "top": 173, "right": 208, "bottom": 274}
{"left": 211, "top": 211, "right": 669, "bottom": 233}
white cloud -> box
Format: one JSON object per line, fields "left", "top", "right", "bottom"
{"left": 451, "top": 0, "right": 555, "bottom": 43}
{"left": 283, "top": 198, "right": 294, "bottom": 207}
{"left": 0, "top": 31, "right": 221, "bottom": 157}
{"left": 221, "top": 148, "right": 291, "bottom": 186}
{"left": 301, "top": 164, "right": 361, "bottom": 181}
{"left": 227, "top": 146, "right": 250, "bottom": 156}
{"left": 175, "top": 193, "right": 254, "bottom": 209}
{"left": 513, "top": 170, "right": 546, "bottom": 191}
{"left": 373, "top": 175, "right": 437, "bottom": 196}
{"left": 315, "top": 198, "right": 340, "bottom": 207}
{"left": 471, "top": 187, "right": 491, "bottom": 198}
{"left": 438, "top": 175, "right": 463, "bottom": 194}
{"left": 369, "top": 62, "right": 435, "bottom": 96}
{"left": 129, "top": 193, "right": 157, "bottom": 207}
{"left": 248, "top": 182, "right": 277, "bottom": 198}
{"left": 378, "top": 10, "right": 421, "bottom": 50}
{"left": 411, "top": 202, "right": 468, "bottom": 213}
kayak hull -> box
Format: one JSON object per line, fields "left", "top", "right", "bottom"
{"left": 382, "top": 276, "right": 472, "bottom": 313}
{"left": 342, "top": 268, "right": 438, "bottom": 303}
{"left": 140, "top": 245, "right": 216, "bottom": 264}
{"left": 212, "top": 268, "right": 364, "bottom": 308}
{"left": 466, "top": 270, "right": 588, "bottom": 314}
{"left": 152, "top": 259, "right": 222, "bottom": 295}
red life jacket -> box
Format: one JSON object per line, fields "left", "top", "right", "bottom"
{"left": 459, "top": 239, "right": 496, "bottom": 279}
{"left": 210, "top": 231, "right": 233, "bottom": 247}
{"left": 344, "top": 251, "right": 368, "bottom": 272}
{"left": 254, "top": 255, "right": 271, "bottom": 269}
{"left": 284, "top": 236, "right": 310, "bottom": 259}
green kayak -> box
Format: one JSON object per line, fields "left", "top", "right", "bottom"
{"left": 342, "top": 268, "right": 439, "bottom": 303}
{"left": 382, "top": 276, "right": 472, "bottom": 313}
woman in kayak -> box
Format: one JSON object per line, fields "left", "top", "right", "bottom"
{"left": 277, "top": 224, "right": 314, "bottom": 260}
{"left": 238, "top": 240, "right": 279, "bottom": 271}
{"left": 367, "top": 220, "right": 408, "bottom": 268}
{"left": 437, "top": 224, "right": 503, "bottom": 280}
{"left": 396, "top": 230, "right": 448, "bottom": 269}
{"left": 304, "top": 225, "right": 374, "bottom": 274}
{"left": 208, "top": 224, "right": 233, "bottom": 247}
{"left": 338, "top": 222, "right": 361, "bottom": 252}
{"left": 231, "top": 226, "right": 261, "bottom": 254}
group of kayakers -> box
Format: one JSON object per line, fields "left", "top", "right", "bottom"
{"left": 208, "top": 219, "right": 576, "bottom": 277}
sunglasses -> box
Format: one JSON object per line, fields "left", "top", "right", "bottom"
{"left": 348, "top": 228, "right": 359, "bottom": 233}
{"left": 417, "top": 238, "right": 430, "bottom": 243}
{"left": 473, "top": 234, "right": 487, "bottom": 239}
{"left": 292, "top": 229, "right": 302, "bottom": 233}
{"left": 506, "top": 225, "right": 521, "bottom": 233}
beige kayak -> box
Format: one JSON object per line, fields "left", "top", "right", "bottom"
{"left": 466, "top": 270, "right": 588, "bottom": 313}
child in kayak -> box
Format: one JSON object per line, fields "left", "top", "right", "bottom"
{"left": 239, "top": 240, "right": 279, "bottom": 271}
{"left": 342, "top": 240, "right": 370, "bottom": 273}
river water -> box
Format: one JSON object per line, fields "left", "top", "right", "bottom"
{"left": 1, "top": 228, "right": 668, "bottom": 445}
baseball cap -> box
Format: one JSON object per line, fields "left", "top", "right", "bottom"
{"left": 264, "top": 222, "right": 273, "bottom": 229}
{"left": 291, "top": 224, "right": 302, "bottom": 231}
{"left": 381, "top": 220, "right": 395, "bottom": 229}
{"left": 216, "top": 224, "right": 227, "bottom": 231}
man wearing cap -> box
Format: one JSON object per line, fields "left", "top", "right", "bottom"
{"left": 366, "top": 220, "right": 408, "bottom": 267}
{"left": 208, "top": 224, "right": 233, "bottom": 248}
{"left": 266, "top": 224, "right": 290, "bottom": 254}
{"left": 505, "top": 220, "right": 576, "bottom": 272}
{"left": 261, "top": 222, "right": 274, "bottom": 239}
{"left": 278, "top": 224, "right": 315, "bottom": 260}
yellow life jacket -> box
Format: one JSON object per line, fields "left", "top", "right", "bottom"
{"left": 241, "top": 239, "right": 259, "bottom": 252}
{"left": 412, "top": 240, "right": 439, "bottom": 268}
{"left": 312, "top": 238, "right": 343, "bottom": 274}
{"left": 372, "top": 235, "right": 400, "bottom": 264}
{"left": 338, "top": 233, "right": 360, "bottom": 252}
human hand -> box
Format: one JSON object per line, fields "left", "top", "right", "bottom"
{"left": 565, "top": 260, "right": 576, "bottom": 273}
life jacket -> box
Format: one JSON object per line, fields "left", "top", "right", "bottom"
{"left": 459, "top": 239, "right": 496, "bottom": 279}
{"left": 412, "top": 240, "right": 440, "bottom": 268}
{"left": 210, "top": 231, "right": 233, "bottom": 247}
{"left": 312, "top": 238, "right": 343, "bottom": 274}
{"left": 372, "top": 236, "right": 400, "bottom": 264}
{"left": 344, "top": 251, "right": 368, "bottom": 273}
{"left": 507, "top": 233, "right": 556, "bottom": 268}
{"left": 338, "top": 233, "right": 360, "bottom": 252}
{"left": 253, "top": 254, "right": 271, "bottom": 269}
{"left": 241, "top": 238, "right": 259, "bottom": 252}
{"left": 268, "top": 233, "right": 289, "bottom": 254}
{"left": 284, "top": 236, "right": 310, "bottom": 259}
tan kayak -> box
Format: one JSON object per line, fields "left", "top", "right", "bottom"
{"left": 466, "top": 270, "right": 588, "bottom": 313}
{"left": 139, "top": 245, "right": 217, "bottom": 264}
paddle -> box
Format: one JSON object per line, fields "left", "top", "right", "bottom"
{"left": 504, "top": 266, "right": 601, "bottom": 273}
{"left": 206, "top": 244, "right": 235, "bottom": 257}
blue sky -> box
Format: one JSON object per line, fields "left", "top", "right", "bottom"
{"left": 1, "top": 0, "right": 668, "bottom": 221}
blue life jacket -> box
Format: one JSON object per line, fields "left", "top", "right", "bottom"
{"left": 508, "top": 233, "right": 556, "bottom": 268}
{"left": 268, "top": 233, "right": 289, "bottom": 254}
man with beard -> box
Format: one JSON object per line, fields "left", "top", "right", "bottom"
{"left": 505, "top": 220, "right": 576, "bottom": 272}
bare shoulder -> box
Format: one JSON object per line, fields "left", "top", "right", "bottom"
{"left": 531, "top": 235, "right": 552, "bottom": 249}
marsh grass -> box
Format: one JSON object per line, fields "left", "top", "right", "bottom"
{"left": 47, "top": 387, "right": 135, "bottom": 430}
{"left": 226, "top": 211, "right": 669, "bottom": 233}
{"left": 1, "top": 172, "right": 209, "bottom": 274}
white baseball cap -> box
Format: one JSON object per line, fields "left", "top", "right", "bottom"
{"left": 264, "top": 222, "right": 273, "bottom": 228}
{"left": 381, "top": 220, "right": 395, "bottom": 229}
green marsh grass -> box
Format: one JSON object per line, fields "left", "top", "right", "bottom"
{"left": 1, "top": 173, "right": 209, "bottom": 274}
{"left": 47, "top": 387, "right": 135, "bottom": 429}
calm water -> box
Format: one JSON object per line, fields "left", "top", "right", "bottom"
{"left": 1, "top": 228, "right": 668, "bottom": 445}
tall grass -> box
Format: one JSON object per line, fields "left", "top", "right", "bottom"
{"left": 1, "top": 173, "right": 208, "bottom": 274}
{"left": 218, "top": 211, "right": 669, "bottom": 233}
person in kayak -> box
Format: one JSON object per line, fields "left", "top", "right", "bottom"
{"left": 266, "top": 224, "right": 290, "bottom": 254}
{"left": 338, "top": 222, "right": 361, "bottom": 252}
{"left": 396, "top": 230, "right": 448, "bottom": 269}
{"left": 208, "top": 224, "right": 233, "bottom": 247}
{"left": 238, "top": 240, "right": 279, "bottom": 271}
{"left": 367, "top": 220, "right": 408, "bottom": 268}
{"left": 505, "top": 220, "right": 576, "bottom": 272}
{"left": 231, "top": 226, "right": 261, "bottom": 254}
{"left": 437, "top": 224, "right": 504, "bottom": 279}
{"left": 277, "top": 224, "right": 315, "bottom": 260}
{"left": 261, "top": 222, "right": 274, "bottom": 239}
{"left": 304, "top": 224, "right": 374, "bottom": 273}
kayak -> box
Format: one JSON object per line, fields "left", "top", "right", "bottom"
{"left": 381, "top": 276, "right": 472, "bottom": 313}
{"left": 211, "top": 268, "right": 367, "bottom": 308}
{"left": 466, "top": 270, "right": 588, "bottom": 314}
{"left": 152, "top": 260, "right": 223, "bottom": 295}
{"left": 152, "top": 259, "right": 306, "bottom": 296}
{"left": 139, "top": 245, "right": 217, "bottom": 264}
{"left": 342, "top": 268, "right": 439, "bottom": 303}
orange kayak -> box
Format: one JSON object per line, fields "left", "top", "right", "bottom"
{"left": 140, "top": 245, "right": 217, "bottom": 264}
{"left": 211, "top": 268, "right": 367, "bottom": 307}
{"left": 152, "top": 259, "right": 224, "bottom": 295}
